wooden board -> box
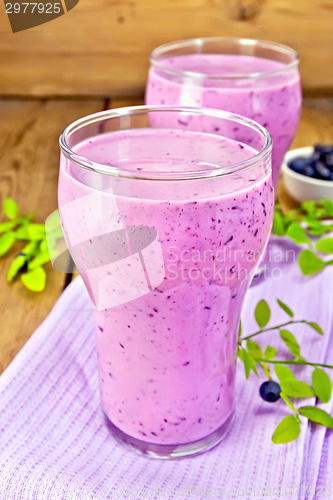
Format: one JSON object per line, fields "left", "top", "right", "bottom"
{"left": 0, "top": 0, "right": 332, "bottom": 97}
{"left": 0, "top": 99, "right": 104, "bottom": 373}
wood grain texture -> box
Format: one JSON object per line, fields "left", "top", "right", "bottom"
{"left": 0, "top": 99, "right": 104, "bottom": 373}
{"left": 0, "top": 0, "right": 332, "bottom": 97}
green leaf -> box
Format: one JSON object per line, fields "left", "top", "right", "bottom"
{"left": 0, "top": 220, "right": 17, "bottom": 233}
{"left": 315, "top": 237, "right": 333, "bottom": 254}
{"left": 302, "top": 201, "right": 328, "bottom": 219}
{"left": 14, "top": 225, "right": 31, "bottom": 240}
{"left": 264, "top": 345, "right": 277, "bottom": 360}
{"left": 241, "top": 349, "right": 251, "bottom": 379}
{"left": 27, "top": 223, "right": 46, "bottom": 241}
{"left": 7, "top": 254, "right": 27, "bottom": 282}
{"left": 240, "top": 348, "right": 258, "bottom": 379}
{"left": 286, "top": 222, "right": 311, "bottom": 245}
{"left": 21, "top": 266, "right": 46, "bottom": 292}
{"left": 306, "top": 218, "right": 329, "bottom": 236}
{"left": 280, "top": 329, "right": 302, "bottom": 359}
{"left": 274, "top": 365, "right": 295, "bottom": 382}
{"left": 280, "top": 392, "right": 298, "bottom": 413}
{"left": 300, "top": 200, "right": 317, "bottom": 215}
{"left": 322, "top": 199, "right": 333, "bottom": 216}
{"left": 21, "top": 241, "right": 39, "bottom": 258}
{"left": 39, "top": 239, "right": 49, "bottom": 253}
{"left": 28, "top": 250, "right": 53, "bottom": 270}
{"left": 299, "top": 406, "right": 333, "bottom": 429}
{"left": 237, "top": 347, "right": 244, "bottom": 362}
{"left": 298, "top": 250, "right": 325, "bottom": 275}
{"left": 306, "top": 321, "right": 324, "bottom": 335}
{"left": 308, "top": 227, "right": 328, "bottom": 237}
{"left": 312, "top": 368, "right": 332, "bottom": 404}
{"left": 272, "top": 415, "right": 301, "bottom": 444}
{"left": 0, "top": 232, "right": 15, "bottom": 257}
{"left": 280, "top": 378, "right": 315, "bottom": 399}
{"left": 273, "top": 209, "right": 285, "bottom": 236}
{"left": 246, "top": 340, "right": 263, "bottom": 360}
{"left": 304, "top": 217, "right": 324, "bottom": 228}
{"left": 276, "top": 299, "right": 294, "bottom": 318}
{"left": 254, "top": 300, "right": 271, "bottom": 328}
{"left": 3, "top": 198, "right": 18, "bottom": 220}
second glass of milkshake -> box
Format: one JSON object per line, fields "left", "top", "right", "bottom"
{"left": 146, "top": 37, "right": 302, "bottom": 189}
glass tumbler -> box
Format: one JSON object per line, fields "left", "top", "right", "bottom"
{"left": 146, "top": 37, "right": 302, "bottom": 189}
{"left": 58, "top": 106, "right": 273, "bottom": 458}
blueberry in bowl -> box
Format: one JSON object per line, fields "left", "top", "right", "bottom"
{"left": 282, "top": 145, "right": 333, "bottom": 202}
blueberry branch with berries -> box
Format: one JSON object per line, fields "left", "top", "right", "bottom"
{"left": 238, "top": 299, "right": 333, "bottom": 444}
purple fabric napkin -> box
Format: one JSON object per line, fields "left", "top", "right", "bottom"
{"left": 0, "top": 238, "right": 333, "bottom": 500}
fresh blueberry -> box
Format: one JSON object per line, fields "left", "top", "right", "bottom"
{"left": 325, "top": 154, "right": 333, "bottom": 171}
{"left": 323, "top": 145, "right": 333, "bottom": 154}
{"left": 308, "top": 158, "right": 319, "bottom": 169}
{"left": 259, "top": 380, "right": 281, "bottom": 402}
{"left": 319, "top": 152, "right": 331, "bottom": 163}
{"left": 288, "top": 157, "right": 309, "bottom": 173}
{"left": 314, "top": 143, "right": 327, "bottom": 153}
{"left": 314, "top": 162, "right": 332, "bottom": 181}
{"left": 303, "top": 165, "right": 316, "bottom": 177}
{"left": 310, "top": 151, "right": 321, "bottom": 162}
{"left": 313, "top": 143, "right": 333, "bottom": 154}
{"left": 291, "top": 145, "right": 333, "bottom": 180}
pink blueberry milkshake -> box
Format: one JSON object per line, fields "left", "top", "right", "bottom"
{"left": 58, "top": 107, "right": 273, "bottom": 457}
{"left": 146, "top": 39, "right": 302, "bottom": 188}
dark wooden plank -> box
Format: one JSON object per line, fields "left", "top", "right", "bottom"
{"left": 0, "top": 0, "right": 332, "bottom": 96}
{"left": 0, "top": 99, "right": 104, "bottom": 373}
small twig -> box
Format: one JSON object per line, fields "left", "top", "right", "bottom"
{"left": 239, "top": 320, "right": 308, "bottom": 341}
{"left": 257, "top": 358, "right": 333, "bottom": 369}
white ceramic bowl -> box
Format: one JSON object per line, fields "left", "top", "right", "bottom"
{"left": 281, "top": 146, "right": 333, "bottom": 202}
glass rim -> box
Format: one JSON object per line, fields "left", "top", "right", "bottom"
{"left": 59, "top": 105, "right": 272, "bottom": 182}
{"left": 150, "top": 37, "right": 300, "bottom": 80}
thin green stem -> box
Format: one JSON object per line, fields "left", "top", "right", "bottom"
{"left": 280, "top": 392, "right": 300, "bottom": 421}
{"left": 239, "top": 320, "right": 308, "bottom": 341}
{"left": 257, "top": 358, "right": 333, "bottom": 369}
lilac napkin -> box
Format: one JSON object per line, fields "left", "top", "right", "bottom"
{"left": 0, "top": 238, "right": 332, "bottom": 500}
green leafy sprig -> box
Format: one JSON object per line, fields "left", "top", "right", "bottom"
{"left": 0, "top": 198, "right": 56, "bottom": 291}
{"left": 238, "top": 298, "right": 333, "bottom": 444}
{"left": 273, "top": 200, "right": 333, "bottom": 275}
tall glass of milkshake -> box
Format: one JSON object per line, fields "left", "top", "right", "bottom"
{"left": 58, "top": 106, "right": 273, "bottom": 458}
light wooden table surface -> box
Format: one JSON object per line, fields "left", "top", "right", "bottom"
{"left": 0, "top": 96, "right": 332, "bottom": 374}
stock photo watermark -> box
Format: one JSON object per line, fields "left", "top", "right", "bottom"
{"left": 3, "top": 0, "right": 79, "bottom": 32}
{"left": 166, "top": 245, "right": 296, "bottom": 283}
